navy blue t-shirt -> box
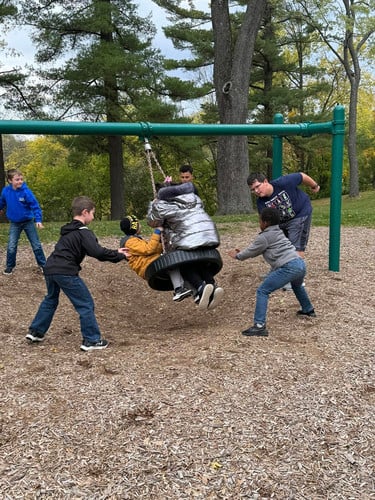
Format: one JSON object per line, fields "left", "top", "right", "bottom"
{"left": 256, "top": 173, "right": 312, "bottom": 222}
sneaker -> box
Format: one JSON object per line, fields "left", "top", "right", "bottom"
{"left": 283, "top": 282, "right": 305, "bottom": 291}
{"left": 173, "top": 286, "right": 193, "bottom": 302}
{"left": 26, "top": 331, "right": 45, "bottom": 342}
{"left": 282, "top": 282, "right": 292, "bottom": 291}
{"left": 195, "top": 283, "right": 214, "bottom": 309}
{"left": 242, "top": 324, "right": 269, "bottom": 337}
{"left": 207, "top": 286, "right": 224, "bottom": 310}
{"left": 3, "top": 268, "right": 13, "bottom": 275}
{"left": 80, "top": 339, "right": 109, "bottom": 352}
{"left": 297, "top": 309, "right": 316, "bottom": 318}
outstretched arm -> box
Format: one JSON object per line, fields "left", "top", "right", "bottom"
{"left": 300, "top": 173, "right": 320, "bottom": 194}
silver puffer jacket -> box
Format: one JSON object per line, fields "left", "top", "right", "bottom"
{"left": 147, "top": 182, "right": 220, "bottom": 250}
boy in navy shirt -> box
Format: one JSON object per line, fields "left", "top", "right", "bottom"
{"left": 247, "top": 172, "right": 320, "bottom": 259}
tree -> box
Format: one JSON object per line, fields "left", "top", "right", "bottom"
{"left": 6, "top": 136, "right": 112, "bottom": 220}
{"left": 17, "top": 0, "right": 174, "bottom": 219}
{"left": 293, "top": 0, "right": 375, "bottom": 197}
{"left": 212, "top": 0, "right": 267, "bottom": 214}
{"left": 152, "top": 0, "right": 267, "bottom": 214}
{"left": 0, "top": 0, "right": 21, "bottom": 197}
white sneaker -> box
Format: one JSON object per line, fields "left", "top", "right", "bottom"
{"left": 207, "top": 286, "right": 224, "bottom": 310}
{"left": 197, "top": 284, "right": 214, "bottom": 309}
{"left": 282, "top": 282, "right": 292, "bottom": 291}
{"left": 283, "top": 281, "right": 305, "bottom": 291}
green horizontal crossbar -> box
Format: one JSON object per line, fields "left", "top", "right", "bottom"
{"left": 0, "top": 119, "right": 333, "bottom": 137}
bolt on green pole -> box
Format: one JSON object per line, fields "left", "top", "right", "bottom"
{"left": 329, "top": 105, "right": 346, "bottom": 272}
{"left": 272, "top": 113, "right": 284, "bottom": 179}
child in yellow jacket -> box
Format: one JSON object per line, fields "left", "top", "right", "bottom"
{"left": 120, "top": 215, "right": 192, "bottom": 302}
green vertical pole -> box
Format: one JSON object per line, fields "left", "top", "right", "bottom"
{"left": 272, "top": 113, "right": 284, "bottom": 179}
{"left": 329, "top": 105, "right": 346, "bottom": 272}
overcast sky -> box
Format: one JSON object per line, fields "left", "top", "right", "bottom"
{"left": 3, "top": 1, "right": 210, "bottom": 70}
{"left": 1, "top": 1, "right": 210, "bottom": 118}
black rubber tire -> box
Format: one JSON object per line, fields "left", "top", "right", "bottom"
{"left": 145, "top": 248, "right": 223, "bottom": 291}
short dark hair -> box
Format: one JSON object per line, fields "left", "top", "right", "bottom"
{"left": 7, "top": 168, "right": 22, "bottom": 181}
{"left": 260, "top": 207, "right": 280, "bottom": 226}
{"left": 71, "top": 196, "right": 95, "bottom": 216}
{"left": 179, "top": 164, "right": 193, "bottom": 174}
{"left": 247, "top": 172, "right": 266, "bottom": 186}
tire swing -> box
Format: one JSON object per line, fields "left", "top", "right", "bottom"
{"left": 145, "top": 247, "right": 223, "bottom": 291}
{"left": 142, "top": 139, "right": 223, "bottom": 291}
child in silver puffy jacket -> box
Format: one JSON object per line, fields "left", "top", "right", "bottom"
{"left": 147, "top": 182, "right": 224, "bottom": 310}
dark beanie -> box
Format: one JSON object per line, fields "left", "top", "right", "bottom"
{"left": 120, "top": 215, "right": 138, "bottom": 235}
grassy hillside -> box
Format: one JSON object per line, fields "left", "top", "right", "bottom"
{"left": 0, "top": 191, "right": 373, "bottom": 247}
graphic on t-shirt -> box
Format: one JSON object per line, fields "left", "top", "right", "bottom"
{"left": 264, "top": 190, "right": 295, "bottom": 222}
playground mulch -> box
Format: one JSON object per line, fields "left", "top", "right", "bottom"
{"left": 0, "top": 224, "right": 374, "bottom": 499}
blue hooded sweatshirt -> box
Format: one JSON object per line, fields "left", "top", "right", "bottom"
{"left": 0, "top": 182, "right": 43, "bottom": 223}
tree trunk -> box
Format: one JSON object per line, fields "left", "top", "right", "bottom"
{"left": 0, "top": 135, "right": 7, "bottom": 223}
{"left": 212, "top": 0, "right": 267, "bottom": 214}
{"left": 100, "top": 0, "right": 125, "bottom": 219}
{"left": 108, "top": 135, "right": 125, "bottom": 219}
{"left": 0, "top": 134, "right": 5, "bottom": 192}
{"left": 347, "top": 78, "right": 360, "bottom": 197}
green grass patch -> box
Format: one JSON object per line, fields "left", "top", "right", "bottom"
{"left": 311, "top": 191, "right": 375, "bottom": 227}
{"left": 0, "top": 190, "right": 373, "bottom": 247}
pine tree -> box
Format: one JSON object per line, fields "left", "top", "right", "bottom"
{"left": 18, "top": 0, "right": 173, "bottom": 218}
{"left": 0, "top": 0, "right": 22, "bottom": 195}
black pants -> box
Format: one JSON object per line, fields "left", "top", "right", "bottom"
{"left": 180, "top": 262, "right": 215, "bottom": 291}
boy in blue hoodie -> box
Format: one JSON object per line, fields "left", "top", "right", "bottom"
{"left": 0, "top": 169, "right": 46, "bottom": 274}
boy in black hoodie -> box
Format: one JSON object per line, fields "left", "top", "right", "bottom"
{"left": 26, "top": 196, "right": 127, "bottom": 351}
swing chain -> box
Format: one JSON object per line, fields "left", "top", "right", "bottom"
{"left": 143, "top": 138, "right": 167, "bottom": 198}
{"left": 143, "top": 138, "right": 168, "bottom": 253}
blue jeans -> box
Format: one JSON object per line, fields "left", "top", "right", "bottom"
{"left": 254, "top": 258, "right": 314, "bottom": 325}
{"left": 6, "top": 220, "right": 46, "bottom": 269}
{"left": 29, "top": 275, "right": 102, "bottom": 343}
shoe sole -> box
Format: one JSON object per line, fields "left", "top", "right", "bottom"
{"left": 80, "top": 344, "right": 109, "bottom": 352}
{"left": 297, "top": 311, "right": 316, "bottom": 318}
{"left": 241, "top": 328, "right": 269, "bottom": 337}
{"left": 207, "top": 287, "right": 224, "bottom": 310}
{"left": 198, "top": 284, "right": 214, "bottom": 309}
{"left": 26, "top": 333, "right": 44, "bottom": 342}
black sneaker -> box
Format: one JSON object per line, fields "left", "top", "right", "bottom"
{"left": 26, "top": 331, "right": 45, "bottom": 342}
{"left": 297, "top": 309, "right": 316, "bottom": 318}
{"left": 173, "top": 286, "right": 193, "bottom": 302}
{"left": 242, "top": 324, "right": 269, "bottom": 337}
{"left": 3, "top": 268, "right": 13, "bottom": 275}
{"left": 80, "top": 339, "right": 109, "bottom": 352}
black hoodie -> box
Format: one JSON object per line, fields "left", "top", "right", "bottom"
{"left": 44, "top": 220, "right": 125, "bottom": 275}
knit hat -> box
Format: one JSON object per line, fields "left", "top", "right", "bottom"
{"left": 120, "top": 215, "right": 138, "bottom": 235}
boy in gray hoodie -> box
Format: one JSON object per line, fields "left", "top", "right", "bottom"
{"left": 228, "top": 207, "right": 315, "bottom": 337}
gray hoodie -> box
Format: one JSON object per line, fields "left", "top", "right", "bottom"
{"left": 236, "top": 224, "right": 300, "bottom": 269}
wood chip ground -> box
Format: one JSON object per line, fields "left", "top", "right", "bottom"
{"left": 0, "top": 225, "right": 374, "bottom": 499}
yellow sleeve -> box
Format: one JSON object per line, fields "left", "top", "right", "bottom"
{"left": 125, "top": 233, "right": 162, "bottom": 256}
